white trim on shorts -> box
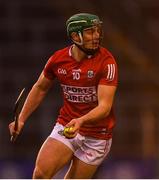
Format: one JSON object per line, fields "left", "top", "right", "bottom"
{"left": 49, "top": 123, "right": 112, "bottom": 166}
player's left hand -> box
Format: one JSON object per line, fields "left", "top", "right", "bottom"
{"left": 65, "top": 118, "right": 83, "bottom": 134}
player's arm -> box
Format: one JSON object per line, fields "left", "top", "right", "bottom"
{"left": 66, "top": 84, "right": 117, "bottom": 132}
{"left": 9, "top": 72, "right": 53, "bottom": 135}
{"left": 19, "top": 72, "right": 53, "bottom": 123}
{"left": 79, "top": 84, "right": 116, "bottom": 124}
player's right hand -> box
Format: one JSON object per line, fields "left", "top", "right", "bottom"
{"left": 9, "top": 121, "right": 24, "bottom": 139}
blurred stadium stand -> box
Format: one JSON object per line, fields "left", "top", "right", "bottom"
{"left": 0, "top": 0, "right": 159, "bottom": 178}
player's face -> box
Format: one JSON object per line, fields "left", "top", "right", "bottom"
{"left": 82, "top": 25, "right": 102, "bottom": 50}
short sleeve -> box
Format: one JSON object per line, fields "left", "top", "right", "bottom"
{"left": 43, "top": 56, "right": 56, "bottom": 80}
{"left": 99, "top": 56, "right": 118, "bottom": 86}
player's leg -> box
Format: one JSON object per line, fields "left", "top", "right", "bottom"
{"left": 32, "top": 137, "right": 74, "bottom": 179}
{"left": 64, "top": 156, "right": 98, "bottom": 179}
{"left": 64, "top": 137, "right": 112, "bottom": 179}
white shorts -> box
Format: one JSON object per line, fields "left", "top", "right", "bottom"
{"left": 49, "top": 123, "right": 112, "bottom": 166}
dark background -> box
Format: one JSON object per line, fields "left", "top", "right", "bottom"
{"left": 0, "top": 0, "right": 159, "bottom": 178}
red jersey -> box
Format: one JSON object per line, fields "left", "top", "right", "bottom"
{"left": 43, "top": 45, "right": 118, "bottom": 140}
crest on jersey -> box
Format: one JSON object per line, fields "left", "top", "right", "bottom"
{"left": 87, "top": 70, "right": 94, "bottom": 78}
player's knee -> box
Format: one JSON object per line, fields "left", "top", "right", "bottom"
{"left": 32, "top": 167, "right": 44, "bottom": 179}
{"left": 32, "top": 166, "right": 52, "bottom": 179}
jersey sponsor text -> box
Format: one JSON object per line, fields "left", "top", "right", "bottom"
{"left": 61, "top": 84, "right": 97, "bottom": 103}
